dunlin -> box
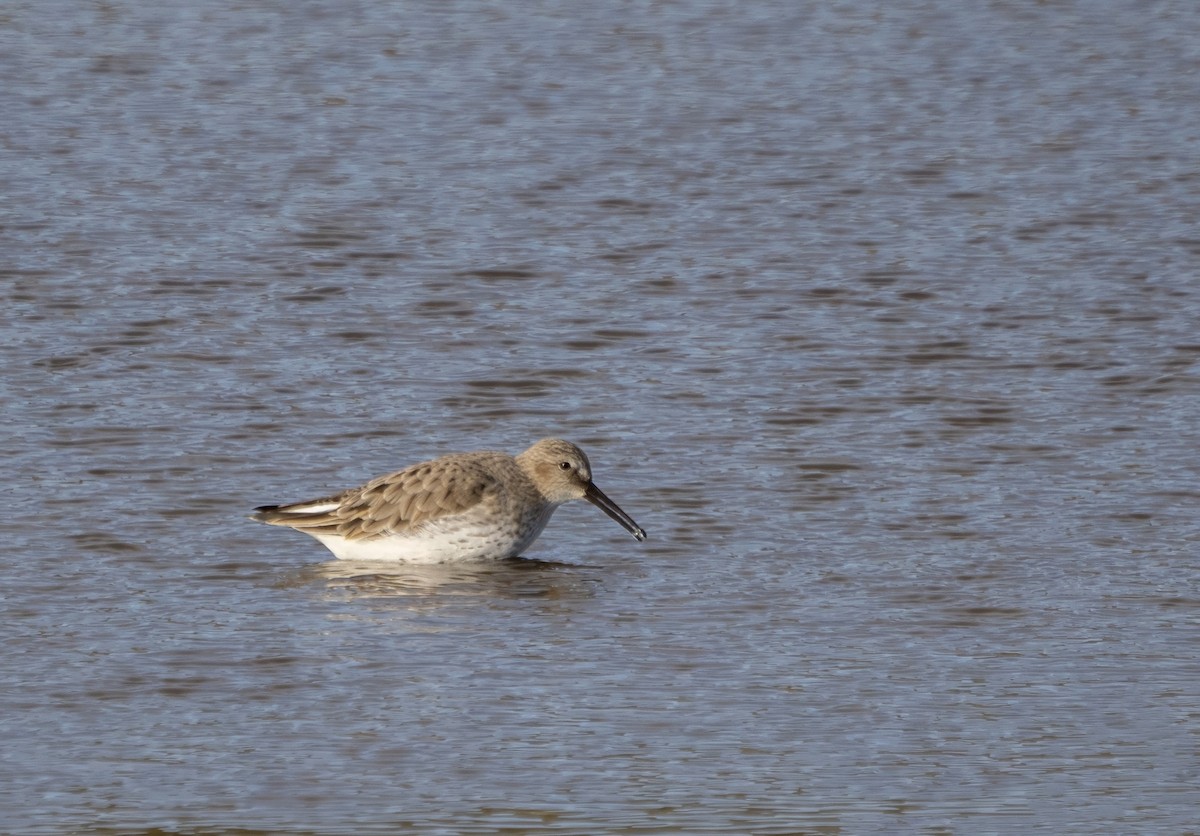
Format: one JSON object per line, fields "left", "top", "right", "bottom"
{"left": 253, "top": 438, "right": 646, "bottom": 562}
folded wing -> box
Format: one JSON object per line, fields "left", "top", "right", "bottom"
{"left": 254, "top": 458, "right": 500, "bottom": 540}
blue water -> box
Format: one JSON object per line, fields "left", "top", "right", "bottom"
{"left": 4, "top": 0, "right": 1200, "bottom": 832}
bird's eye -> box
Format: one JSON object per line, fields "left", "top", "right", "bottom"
{"left": 559, "top": 461, "right": 571, "bottom": 470}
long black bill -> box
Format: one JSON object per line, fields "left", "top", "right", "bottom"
{"left": 584, "top": 482, "right": 647, "bottom": 542}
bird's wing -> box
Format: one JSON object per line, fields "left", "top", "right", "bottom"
{"left": 254, "top": 454, "right": 504, "bottom": 540}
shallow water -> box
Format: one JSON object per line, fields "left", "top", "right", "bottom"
{"left": 4, "top": 0, "right": 1200, "bottom": 832}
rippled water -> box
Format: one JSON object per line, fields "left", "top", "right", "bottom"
{"left": 4, "top": 0, "right": 1200, "bottom": 832}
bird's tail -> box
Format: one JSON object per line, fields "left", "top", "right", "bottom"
{"left": 252, "top": 498, "right": 341, "bottom": 529}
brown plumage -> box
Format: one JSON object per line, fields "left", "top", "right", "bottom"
{"left": 253, "top": 438, "right": 646, "bottom": 562}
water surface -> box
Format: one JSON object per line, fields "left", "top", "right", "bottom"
{"left": 3, "top": 1, "right": 1200, "bottom": 832}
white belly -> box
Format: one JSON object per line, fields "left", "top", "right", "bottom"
{"left": 307, "top": 506, "right": 557, "bottom": 563}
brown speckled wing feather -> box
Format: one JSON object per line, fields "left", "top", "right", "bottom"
{"left": 256, "top": 453, "right": 506, "bottom": 540}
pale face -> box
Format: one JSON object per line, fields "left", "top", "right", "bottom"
{"left": 521, "top": 438, "right": 645, "bottom": 541}
{"left": 527, "top": 439, "right": 593, "bottom": 504}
